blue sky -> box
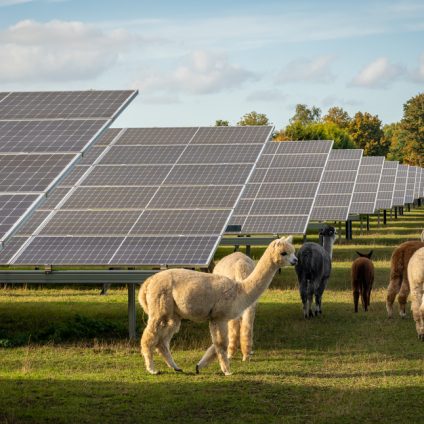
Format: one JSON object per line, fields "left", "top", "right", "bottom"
{"left": 0, "top": 0, "right": 423, "bottom": 129}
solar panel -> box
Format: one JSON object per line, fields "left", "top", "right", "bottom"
{"left": 5, "top": 126, "right": 273, "bottom": 266}
{"left": 375, "top": 161, "right": 398, "bottom": 210}
{"left": 229, "top": 140, "right": 333, "bottom": 234}
{"left": 392, "top": 164, "right": 409, "bottom": 207}
{"left": 0, "top": 91, "right": 135, "bottom": 120}
{"left": 310, "top": 149, "right": 362, "bottom": 221}
{"left": 0, "top": 90, "right": 137, "bottom": 249}
{"left": 405, "top": 165, "right": 416, "bottom": 204}
{"left": 349, "top": 156, "right": 385, "bottom": 215}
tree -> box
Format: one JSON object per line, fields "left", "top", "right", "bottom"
{"left": 398, "top": 92, "right": 424, "bottom": 166}
{"left": 215, "top": 119, "right": 229, "bottom": 126}
{"left": 237, "top": 111, "right": 270, "bottom": 126}
{"left": 384, "top": 123, "right": 404, "bottom": 162}
{"left": 289, "top": 104, "right": 321, "bottom": 125}
{"left": 281, "top": 121, "right": 355, "bottom": 149}
{"left": 323, "top": 107, "right": 351, "bottom": 129}
{"left": 348, "top": 112, "right": 388, "bottom": 156}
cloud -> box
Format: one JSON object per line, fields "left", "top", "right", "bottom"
{"left": 275, "top": 55, "right": 335, "bottom": 84}
{"left": 321, "top": 95, "right": 362, "bottom": 107}
{"left": 351, "top": 57, "right": 405, "bottom": 88}
{"left": 246, "top": 89, "right": 287, "bottom": 102}
{"left": 0, "top": 0, "right": 31, "bottom": 5}
{"left": 134, "top": 50, "right": 256, "bottom": 96}
{"left": 409, "top": 53, "right": 424, "bottom": 82}
{"left": 0, "top": 19, "right": 134, "bottom": 82}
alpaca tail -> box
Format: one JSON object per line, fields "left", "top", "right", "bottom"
{"left": 138, "top": 281, "right": 149, "bottom": 315}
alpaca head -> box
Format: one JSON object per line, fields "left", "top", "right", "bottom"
{"left": 319, "top": 224, "right": 337, "bottom": 240}
{"left": 355, "top": 250, "right": 373, "bottom": 259}
{"left": 268, "top": 236, "right": 297, "bottom": 267}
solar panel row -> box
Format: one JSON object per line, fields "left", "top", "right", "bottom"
{"left": 6, "top": 126, "right": 273, "bottom": 266}
{"left": 375, "top": 161, "right": 399, "bottom": 210}
{"left": 0, "top": 90, "right": 137, "bottom": 247}
{"left": 229, "top": 140, "right": 333, "bottom": 234}
{"left": 311, "top": 149, "right": 362, "bottom": 221}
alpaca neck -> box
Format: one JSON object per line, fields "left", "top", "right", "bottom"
{"left": 323, "top": 236, "right": 335, "bottom": 260}
{"left": 235, "top": 248, "right": 279, "bottom": 312}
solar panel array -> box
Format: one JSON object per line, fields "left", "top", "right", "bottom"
{"left": 0, "top": 91, "right": 137, "bottom": 248}
{"left": 228, "top": 140, "right": 333, "bottom": 234}
{"left": 392, "top": 164, "right": 409, "bottom": 207}
{"left": 349, "top": 156, "right": 385, "bottom": 214}
{"left": 3, "top": 126, "right": 273, "bottom": 266}
{"left": 310, "top": 149, "right": 362, "bottom": 221}
{"left": 375, "top": 160, "right": 399, "bottom": 210}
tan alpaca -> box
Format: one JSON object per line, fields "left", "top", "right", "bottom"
{"left": 213, "top": 252, "right": 256, "bottom": 361}
{"left": 408, "top": 247, "right": 424, "bottom": 340}
{"left": 138, "top": 236, "right": 297, "bottom": 375}
{"left": 386, "top": 240, "right": 424, "bottom": 318}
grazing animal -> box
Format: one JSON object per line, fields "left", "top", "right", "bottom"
{"left": 138, "top": 236, "right": 297, "bottom": 376}
{"left": 351, "top": 251, "right": 374, "bottom": 312}
{"left": 421, "top": 230, "right": 424, "bottom": 242}
{"left": 408, "top": 247, "right": 424, "bottom": 340}
{"left": 295, "top": 225, "right": 336, "bottom": 318}
{"left": 213, "top": 252, "right": 256, "bottom": 361}
{"left": 386, "top": 240, "right": 424, "bottom": 318}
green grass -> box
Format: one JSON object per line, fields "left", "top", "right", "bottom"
{"left": 0, "top": 207, "right": 423, "bottom": 423}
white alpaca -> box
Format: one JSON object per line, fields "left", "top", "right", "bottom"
{"left": 213, "top": 252, "right": 256, "bottom": 361}
{"left": 421, "top": 230, "right": 424, "bottom": 242}
{"left": 138, "top": 236, "right": 297, "bottom": 375}
{"left": 408, "top": 247, "right": 424, "bottom": 340}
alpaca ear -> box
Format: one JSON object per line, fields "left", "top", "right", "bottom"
{"left": 285, "top": 235, "right": 293, "bottom": 244}
{"left": 367, "top": 250, "right": 373, "bottom": 259}
{"left": 356, "top": 251, "right": 363, "bottom": 257}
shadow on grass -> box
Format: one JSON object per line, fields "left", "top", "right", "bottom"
{"left": 0, "top": 377, "right": 423, "bottom": 423}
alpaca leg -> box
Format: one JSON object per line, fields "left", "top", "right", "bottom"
{"left": 300, "top": 283, "right": 309, "bottom": 318}
{"left": 240, "top": 304, "right": 256, "bottom": 361}
{"left": 398, "top": 279, "right": 410, "bottom": 318}
{"left": 196, "top": 345, "right": 217, "bottom": 374}
{"left": 227, "top": 318, "right": 241, "bottom": 359}
{"left": 140, "top": 319, "right": 161, "bottom": 375}
{"left": 156, "top": 318, "right": 182, "bottom": 372}
{"left": 314, "top": 279, "right": 326, "bottom": 316}
{"left": 361, "top": 290, "right": 367, "bottom": 312}
{"left": 353, "top": 290, "right": 360, "bottom": 313}
{"left": 386, "top": 274, "right": 402, "bottom": 318}
{"left": 210, "top": 320, "right": 231, "bottom": 376}
{"left": 411, "top": 283, "right": 424, "bottom": 340}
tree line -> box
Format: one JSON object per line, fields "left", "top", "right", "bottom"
{"left": 215, "top": 92, "right": 423, "bottom": 166}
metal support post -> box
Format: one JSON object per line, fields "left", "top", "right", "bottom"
{"left": 394, "top": 207, "right": 398, "bottom": 219}
{"left": 383, "top": 209, "right": 387, "bottom": 225}
{"left": 338, "top": 221, "right": 342, "bottom": 244}
{"left": 377, "top": 212, "right": 380, "bottom": 227}
{"left": 366, "top": 215, "right": 370, "bottom": 232}
{"left": 128, "top": 284, "right": 137, "bottom": 341}
{"left": 407, "top": 204, "right": 411, "bottom": 212}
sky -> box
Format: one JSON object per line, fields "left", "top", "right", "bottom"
{"left": 0, "top": 0, "right": 423, "bottom": 129}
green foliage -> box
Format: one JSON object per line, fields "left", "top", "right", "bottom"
{"left": 385, "top": 122, "right": 403, "bottom": 162}
{"left": 215, "top": 119, "right": 229, "bottom": 126}
{"left": 398, "top": 92, "right": 424, "bottom": 166}
{"left": 289, "top": 103, "right": 321, "bottom": 124}
{"left": 237, "top": 111, "right": 269, "bottom": 126}
{"left": 323, "top": 106, "right": 351, "bottom": 129}
{"left": 283, "top": 121, "right": 355, "bottom": 149}
{"left": 348, "top": 111, "right": 388, "bottom": 156}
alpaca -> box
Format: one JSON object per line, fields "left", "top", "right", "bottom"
{"left": 213, "top": 252, "right": 256, "bottom": 361}
{"left": 295, "top": 225, "right": 336, "bottom": 318}
{"left": 351, "top": 251, "right": 374, "bottom": 312}
{"left": 408, "top": 247, "right": 424, "bottom": 340}
{"left": 138, "top": 236, "right": 297, "bottom": 376}
{"left": 386, "top": 240, "right": 424, "bottom": 318}
{"left": 421, "top": 230, "right": 424, "bottom": 242}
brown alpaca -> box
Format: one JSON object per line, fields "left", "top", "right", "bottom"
{"left": 351, "top": 251, "right": 374, "bottom": 312}
{"left": 386, "top": 240, "right": 424, "bottom": 318}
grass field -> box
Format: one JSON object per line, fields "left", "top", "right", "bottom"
{"left": 0, "top": 208, "right": 423, "bottom": 423}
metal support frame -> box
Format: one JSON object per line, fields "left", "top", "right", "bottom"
{"left": 366, "top": 215, "right": 370, "bottom": 232}
{"left": 407, "top": 203, "right": 411, "bottom": 212}
{"left": 383, "top": 209, "right": 387, "bottom": 225}
{"left": 394, "top": 207, "right": 398, "bottom": 219}
{"left": 0, "top": 269, "right": 157, "bottom": 340}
